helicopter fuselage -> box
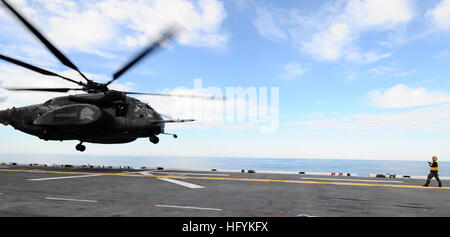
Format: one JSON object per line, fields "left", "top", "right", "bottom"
{"left": 0, "top": 93, "right": 164, "bottom": 144}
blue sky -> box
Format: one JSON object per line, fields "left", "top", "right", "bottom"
{"left": 1, "top": 0, "right": 450, "bottom": 161}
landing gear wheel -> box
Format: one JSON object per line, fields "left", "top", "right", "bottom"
{"left": 149, "top": 136, "right": 159, "bottom": 144}
{"left": 76, "top": 143, "right": 86, "bottom": 152}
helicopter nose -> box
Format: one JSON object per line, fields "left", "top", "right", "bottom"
{"left": 0, "top": 108, "right": 11, "bottom": 125}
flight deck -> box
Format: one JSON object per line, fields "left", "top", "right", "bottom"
{"left": 0, "top": 164, "right": 449, "bottom": 217}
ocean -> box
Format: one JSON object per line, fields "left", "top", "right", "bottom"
{"left": 1, "top": 153, "right": 449, "bottom": 177}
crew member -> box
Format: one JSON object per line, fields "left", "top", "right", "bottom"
{"left": 423, "top": 156, "right": 442, "bottom": 187}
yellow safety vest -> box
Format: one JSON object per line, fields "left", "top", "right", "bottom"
{"left": 430, "top": 161, "right": 439, "bottom": 171}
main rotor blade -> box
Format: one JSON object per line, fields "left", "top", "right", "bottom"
{"left": 109, "top": 28, "right": 178, "bottom": 85}
{"left": 0, "top": 0, "right": 89, "bottom": 81}
{"left": 124, "top": 91, "right": 224, "bottom": 100}
{"left": 5, "top": 88, "right": 83, "bottom": 93}
{"left": 0, "top": 54, "right": 83, "bottom": 86}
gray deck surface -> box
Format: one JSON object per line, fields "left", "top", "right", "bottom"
{"left": 1, "top": 165, "right": 449, "bottom": 217}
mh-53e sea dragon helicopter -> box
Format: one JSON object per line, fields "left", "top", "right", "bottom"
{"left": 0, "top": 0, "right": 218, "bottom": 152}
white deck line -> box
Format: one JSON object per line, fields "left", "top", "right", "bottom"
{"left": 151, "top": 171, "right": 229, "bottom": 177}
{"left": 157, "top": 177, "right": 205, "bottom": 189}
{"left": 301, "top": 177, "right": 404, "bottom": 183}
{"left": 28, "top": 174, "right": 102, "bottom": 181}
{"left": 45, "top": 197, "right": 98, "bottom": 203}
{"left": 155, "top": 204, "right": 221, "bottom": 211}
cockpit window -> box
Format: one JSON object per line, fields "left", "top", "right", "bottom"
{"left": 44, "top": 99, "right": 52, "bottom": 106}
{"left": 133, "top": 103, "right": 155, "bottom": 119}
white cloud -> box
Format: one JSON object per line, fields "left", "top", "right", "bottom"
{"left": 302, "top": 0, "right": 412, "bottom": 62}
{"left": 1, "top": 0, "right": 229, "bottom": 55}
{"left": 366, "top": 66, "right": 393, "bottom": 76}
{"left": 345, "top": 50, "right": 392, "bottom": 64}
{"left": 233, "top": 0, "right": 252, "bottom": 11}
{"left": 291, "top": 84, "right": 450, "bottom": 131}
{"left": 426, "top": 0, "right": 450, "bottom": 31}
{"left": 252, "top": 6, "right": 289, "bottom": 41}
{"left": 368, "top": 84, "right": 450, "bottom": 108}
{"left": 252, "top": 0, "right": 414, "bottom": 63}
{"left": 0, "top": 44, "right": 59, "bottom": 69}
{"left": 393, "top": 69, "right": 417, "bottom": 77}
{"left": 96, "top": 0, "right": 229, "bottom": 50}
{"left": 302, "top": 23, "right": 351, "bottom": 61}
{"left": 46, "top": 8, "right": 115, "bottom": 53}
{"left": 290, "top": 103, "right": 450, "bottom": 131}
{"left": 434, "top": 49, "right": 450, "bottom": 60}
{"left": 343, "top": 66, "right": 418, "bottom": 82}
{"left": 0, "top": 65, "right": 79, "bottom": 109}
{"left": 282, "top": 61, "right": 308, "bottom": 80}
{"left": 345, "top": 0, "right": 414, "bottom": 30}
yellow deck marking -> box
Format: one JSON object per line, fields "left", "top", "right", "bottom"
{"left": 0, "top": 168, "right": 448, "bottom": 190}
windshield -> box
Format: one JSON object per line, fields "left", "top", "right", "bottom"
{"left": 134, "top": 103, "right": 155, "bottom": 119}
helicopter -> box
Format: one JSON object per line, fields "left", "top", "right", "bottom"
{"left": 0, "top": 0, "right": 218, "bottom": 152}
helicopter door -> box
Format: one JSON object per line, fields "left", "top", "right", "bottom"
{"left": 115, "top": 103, "right": 128, "bottom": 117}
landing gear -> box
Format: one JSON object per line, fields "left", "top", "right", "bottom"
{"left": 149, "top": 133, "right": 177, "bottom": 144}
{"left": 162, "top": 133, "right": 177, "bottom": 139}
{"left": 149, "top": 135, "right": 159, "bottom": 144}
{"left": 75, "top": 142, "right": 86, "bottom": 152}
